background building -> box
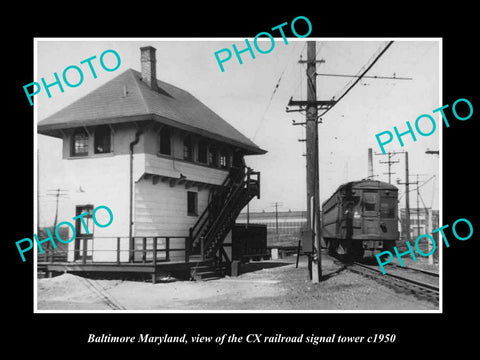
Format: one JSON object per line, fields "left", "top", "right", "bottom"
{"left": 399, "top": 208, "right": 439, "bottom": 240}
{"left": 237, "top": 210, "right": 307, "bottom": 247}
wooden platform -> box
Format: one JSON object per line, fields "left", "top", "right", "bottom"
{"left": 37, "top": 257, "right": 216, "bottom": 283}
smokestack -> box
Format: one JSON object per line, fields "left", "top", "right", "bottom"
{"left": 140, "top": 46, "right": 158, "bottom": 91}
{"left": 368, "top": 148, "right": 374, "bottom": 179}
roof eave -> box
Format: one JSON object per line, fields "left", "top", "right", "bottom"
{"left": 37, "top": 113, "right": 267, "bottom": 155}
{"left": 149, "top": 114, "right": 266, "bottom": 155}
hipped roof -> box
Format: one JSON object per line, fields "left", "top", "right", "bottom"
{"left": 37, "top": 69, "right": 266, "bottom": 155}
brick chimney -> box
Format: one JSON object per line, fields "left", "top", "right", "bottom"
{"left": 140, "top": 46, "right": 158, "bottom": 91}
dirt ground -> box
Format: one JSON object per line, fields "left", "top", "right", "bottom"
{"left": 36, "top": 254, "right": 438, "bottom": 311}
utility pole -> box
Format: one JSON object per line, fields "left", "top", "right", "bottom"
{"left": 270, "top": 202, "right": 283, "bottom": 234}
{"left": 47, "top": 188, "right": 68, "bottom": 228}
{"left": 427, "top": 205, "right": 433, "bottom": 264}
{"left": 37, "top": 149, "right": 40, "bottom": 233}
{"left": 416, "top": 183, "right": 434, "bottom": 264}
{"left": 46, "top": 188, "right": 68, "bottom": 256}
{"left": 400, "top": 152, "right": 411, "bottom": 243}
{"left": 396, "top": 152, "right": 418, "bottom": 243}
{"left": 412, "top": 174, "right": 433, "bottom": 262}
{"left": 404, "top": 152, "right": 411, "bottom": 243}
{"left": 416, "top": 174, "right": 420, "bottom": 238}
{"left": 287, "top": 41, "right": 336, "bottom": 283}
{"left": 275, "top": 202, "right": 279, "bottom": 233}
{"left": 424, "top": 148, "right": 438, "bottom": 265}
{"left": 411, "top": 173, "right": 428, "bottom": 237}
{"left": 375, "top": 151, "right": 400, "bottom": 184}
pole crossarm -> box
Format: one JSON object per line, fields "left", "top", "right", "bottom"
{"left": 299, "top": 59, "right": 325, "bottom": 64}
{"left": 315, "top": 72, "right": 412, "bottom": 80}
{"left": 288, "top": 98, "right": 337, "bottom": 109}
{"left": 292, "top": 120, "right": 307, "bottom": 126}
{"left": 286, "top": 107, "right": 306, "bottom": 113}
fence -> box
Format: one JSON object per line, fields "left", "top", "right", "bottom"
{"left": 37, "top": 236, "right": 191, "bottom": 265}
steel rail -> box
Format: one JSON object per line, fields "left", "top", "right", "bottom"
{"left": 388, "top": 263, "right": 439, "bottom": 278}
{"left": 351, "top": 261, "right": 439, "bottom": 303}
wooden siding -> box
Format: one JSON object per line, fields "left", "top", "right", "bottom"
{"left": 53, "top": 123, "right": 232, "bottom": 263}
{"left": 62, "top": 123, "right": 231, "bottom": 185}
{"left": 142, "top": 153, "right": 228, "bottom": 185}
{"left": 58, "top": 154, "right": 131, "bottom": 261}
{"left": 134, "top": 178, "right": 210, "bottom": 261}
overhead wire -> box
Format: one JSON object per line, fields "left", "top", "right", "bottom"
{"left": 251, "top": 41, "right": 305, "bottom": 141}
{"left": 318, "top": 41, "right": 394, "bottom": 118}
{"left": 398, "top": 175, "right": 436, "bottom": 201}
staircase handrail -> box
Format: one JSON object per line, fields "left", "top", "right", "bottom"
{"left": 201, "top": 170, "right": 254, "bottom": 251}
{"left": 189, "top": 166, "right": 246, "bottom": 244}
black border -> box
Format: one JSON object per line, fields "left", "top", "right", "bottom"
{"left": 6, "top": 8, "right": 478, "bottom": 355}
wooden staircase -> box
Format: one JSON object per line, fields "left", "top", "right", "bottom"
{"left": 190, "top": 262, "right": 229, "bottom": 281}
{"left": 188, "top": 166, "right": 260, "bottom": 278}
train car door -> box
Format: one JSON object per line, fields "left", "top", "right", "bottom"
{"left": 379, "top": 192, "right": 398, "bottom": 235}
{"left": 362, "top": 190, "right": 379, "bottom": 235}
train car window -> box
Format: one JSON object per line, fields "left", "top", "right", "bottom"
{"left": 380, "top": 199, "right": 396, "bottom": 218}
{"left": 363, "top": 191, "right": 378, "bottom": 212}
{"left": 344, "top": 196, "right": 360, "bottom": 207}
{"left": 365, "top": 203, "right": 376, "bottom": 211}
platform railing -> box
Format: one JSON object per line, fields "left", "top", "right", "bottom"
{"left": 37, "top": 236, "right": 191, "bottom": 264}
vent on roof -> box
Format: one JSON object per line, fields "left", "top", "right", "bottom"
{"left": 140, "top": 46, "right": 158, "bottom": 91}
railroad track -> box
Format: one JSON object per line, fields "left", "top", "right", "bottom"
{"left": 349, "top": 261, "right": 439, "bottom": 304}
{"left": 79, "top": 277, "right": 126, "bottom": 310}
{"left": 388, "top": 263, "right": 439, "bottom": 277}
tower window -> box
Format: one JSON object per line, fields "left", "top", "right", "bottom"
{"left": 94, "top": 125, "right": 111, "bottom": 154}
{"left": 159, "top": 127, "right": 171, "bottom": 155}
{"left": 219, "top": 149, "right": 228, "bottom": 168}
{"left": 187, "top": 191, "right": 198, "bottom": 216}
{"left": 183, "top": 135, "right": 193, "bottom": 161}
{"left": 71, "top": 128, "right": 89, "bottom": 156}
{"left": 198, "top": 139, "right": 208, "bottom": 164}
{"left": 208, "top": 146, "right": 218, "bottom": 167}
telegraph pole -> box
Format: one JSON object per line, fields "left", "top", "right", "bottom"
{"left": 305, "top": 41, "right": 321, "bottom": 283}
{"left": 37, "top": 149, "right": 40, "bottom": 232}
{"left": 375, "top": 151, "right": 400, "bottom": 184}
{"left": 47, "top": 188, "right": 68, "bottom": 228}
{"left": 270, "top": 202, "right": 283, "bottom": 234}
{"left": 275, "top": 202, "right": 279, "bottom": 233}
{"left": 416, "top": 178, "right": 434, "bottom": 264}
{"left": 396, "top": 152, "right": 418, "bottom": 243}
{"left": 46, "top": 188, "right": 68, "bottom": 256}
{"left": 287, "top": 41, "right": 336, "bottom": 283}
{"left": 405, "top": 152, "right": 410, "bottom": 242}
{"left": 411, "top": 173, "right": 428, "bottom": 237}
{"left": 416, "top": 174, "right": 420, "bottom": 237}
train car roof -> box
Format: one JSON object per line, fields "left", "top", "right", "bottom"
{"left": 322, "top": 179, "right": 398, "bottom": 206}
{"left": 348, "top": 179, "right": 398, "bottom": 190}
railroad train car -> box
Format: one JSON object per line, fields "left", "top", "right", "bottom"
{"left": 321, "top": 179, "right": 399, "bottom": 261}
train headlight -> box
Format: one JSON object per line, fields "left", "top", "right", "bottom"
{"left": 354, "top": 211, "right": 361, "bottom": 219}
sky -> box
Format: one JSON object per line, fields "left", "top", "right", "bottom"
{"left": 35, "top": 38, "right": 440, "bottom": 227}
